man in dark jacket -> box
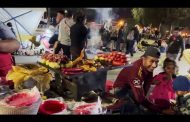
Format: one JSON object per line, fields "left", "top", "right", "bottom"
{"left": 116, "top": 25, "right": 124, "bottom": 52}
{"left": 166, "top": 27, "right": 184, "bottom": 61}
{"left": 70, "top": 10, "right": 88, "bottom": 60}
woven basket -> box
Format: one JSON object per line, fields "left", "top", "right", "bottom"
{"left": 0, "top": 98, "right": 42, "bottom": 115}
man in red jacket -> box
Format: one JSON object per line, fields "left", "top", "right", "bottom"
{"left": 0, "top": 22, "right": 20, "bottom": 85}
{"left": 109, "top": 46, "right": 163, "bottom": 114}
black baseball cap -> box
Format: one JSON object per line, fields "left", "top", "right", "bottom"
{"left": 143, "top": 46, "right": 160, "bottom": 58}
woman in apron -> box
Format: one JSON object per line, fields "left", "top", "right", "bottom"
{"left": 0, "top": 22, "right": 20, "bottom": 86}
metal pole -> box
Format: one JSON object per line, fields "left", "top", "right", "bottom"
{"left": 159, "top": 23, "right": 161, "bottom": 31}
{"left": 47, "top": 8, "right": 51, "bottom": 27}
{"left": 170, "top": 25, "right": 173, "bottom": 35}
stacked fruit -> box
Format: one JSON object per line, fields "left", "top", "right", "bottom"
{"left": 61, "top": 59, "right": 101, "bottom": 75}
{"left": 40, "top": 52, "right": 69, "bottom": 69}
{"left": 79, "top": 59, "right": 100, "bottom": 72}
{"left": 94, "top": 51, "right": 129, "bottom": 66}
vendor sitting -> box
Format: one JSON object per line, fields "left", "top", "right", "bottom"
{"left": 109, "top": 47, "right": 163, "bottom": 114}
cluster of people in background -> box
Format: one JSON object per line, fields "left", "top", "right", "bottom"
{"left": 48, "top": 9, "right": 190, "bottom": 61}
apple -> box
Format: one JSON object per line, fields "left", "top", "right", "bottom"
{"left": 108, "top": 59, "right": 112, "bottom": 63}
{"left": 112, "top": 61, "right": 125, "bottom": 66}
{"left": 120, "top": 59, "right": 126, "bottom": 63}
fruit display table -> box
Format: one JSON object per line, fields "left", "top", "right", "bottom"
{"left": 38, "top": 62, "right": 132, "bottom": 101}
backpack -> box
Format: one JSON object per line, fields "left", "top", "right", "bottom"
{"left": 127, "top": 30, "right": 134, "bottom": 41}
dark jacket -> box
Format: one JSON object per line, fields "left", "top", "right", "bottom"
{"left": 167, "top": 35, "right": 184, "bottom": 54}
{"left": 118, "top": 28, "right": 124, "bottom": 42}
{"left": 70, "top": 23, "right": 88, "bottom": 59}
{"left": 134, "top": 27, "right": 140, "bottom": 41}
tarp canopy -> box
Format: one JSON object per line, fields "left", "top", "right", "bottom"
{"left": 0, "top": 8, "right": 46, "bottom": 41}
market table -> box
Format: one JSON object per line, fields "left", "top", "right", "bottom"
{"left": 38, "top": 62, "right": 132, "bottom": 101}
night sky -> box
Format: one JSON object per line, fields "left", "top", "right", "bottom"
{"left": 49, "top": 8, "right": 133, "bottom": 22}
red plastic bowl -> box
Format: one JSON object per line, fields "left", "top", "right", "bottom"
{"left": 105, "top": 80, "right": 113, "bottom": 92}
{"left": 39, "top": 100, "right": 67, "bottom": 115}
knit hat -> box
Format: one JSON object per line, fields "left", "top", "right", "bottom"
{"left": 143, "top": 46, "right": 160, "bottom": 58}
{"left": 173, "top": 76, "right": 190, "bottom": 91}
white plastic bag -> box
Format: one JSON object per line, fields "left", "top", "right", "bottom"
{"left": 0, "top": 87, "right": 41, "bottom": 115}
{"left": 72, "top": 97, "right": 106, "bottom": 115}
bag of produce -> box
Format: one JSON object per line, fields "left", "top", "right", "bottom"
{"left": 12, "top": 64, "right": 48, "bottom": 75}
{"left": 72, "top": 97, "right": 105, "bottom": 115}
{"left": 6, "top": 64, "right": 52, "bottom": 92}
{"left": 0, "top": 87, "right": 41, "bottom": 115}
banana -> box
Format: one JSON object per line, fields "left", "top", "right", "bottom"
{"left": 80, "top": 65, "right": 90, "bottom": 71}
{"left": 65, "top": 61, "right": 73, "bottom": 68}
{"left": 89, "top": 67, "right": 97, "bottom": 72}
{"left": 6, "top": 64, "right": 53, "bottom": 91}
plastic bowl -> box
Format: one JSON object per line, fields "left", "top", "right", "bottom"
{"left": 39, "top": 99, "right": 67, "bottom": 115}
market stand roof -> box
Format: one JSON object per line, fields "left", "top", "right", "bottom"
{"left": 0, "top": 8, "right": 46, "bottom": 40}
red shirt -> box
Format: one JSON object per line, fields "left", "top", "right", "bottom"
{"left": 114, "top": 59, "right": 153, "bottom": 103}
{"left": 148, "top": 72, "right": 176, "bottom": 109}
{"left": 0, "top": 52, "right": 13, "bottom": 84}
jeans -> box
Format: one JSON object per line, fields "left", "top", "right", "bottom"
{"left": 166, "top": 53, "right": 178, "bottom": 61}
{"left": 49, "top": 34, "right": 58, "bottom": 45}
{"left": 126, "top": 40, "right": 135, "bottom": 56}
{"left": 54, "top": 42, "right": 70, "bottom": 59}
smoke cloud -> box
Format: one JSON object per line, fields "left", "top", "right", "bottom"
{"left": 86, "top": 8, "right": 114, "bottom": 50}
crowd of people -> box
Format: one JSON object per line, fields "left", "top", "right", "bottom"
{"left": 46, "top": 10, "right": 190, "bottom": 115}
{"left": 48, "top": 9, "right": 190, "bottom": 61}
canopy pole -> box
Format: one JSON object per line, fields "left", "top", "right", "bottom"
{"left": 3, "top": 10, "right": 32, "bottom": 23}
{"left": 47, "top": 8, "right": 51, "bottom": 27}
{"left": 2, "top": 8, "right": 32, "bottom": 35}
{"left": 14, "top": 20, "right": 23, "bottom": 46}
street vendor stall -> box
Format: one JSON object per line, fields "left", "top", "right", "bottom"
{"left": 1, "top": 49, "right": 131, "bottom": 115}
